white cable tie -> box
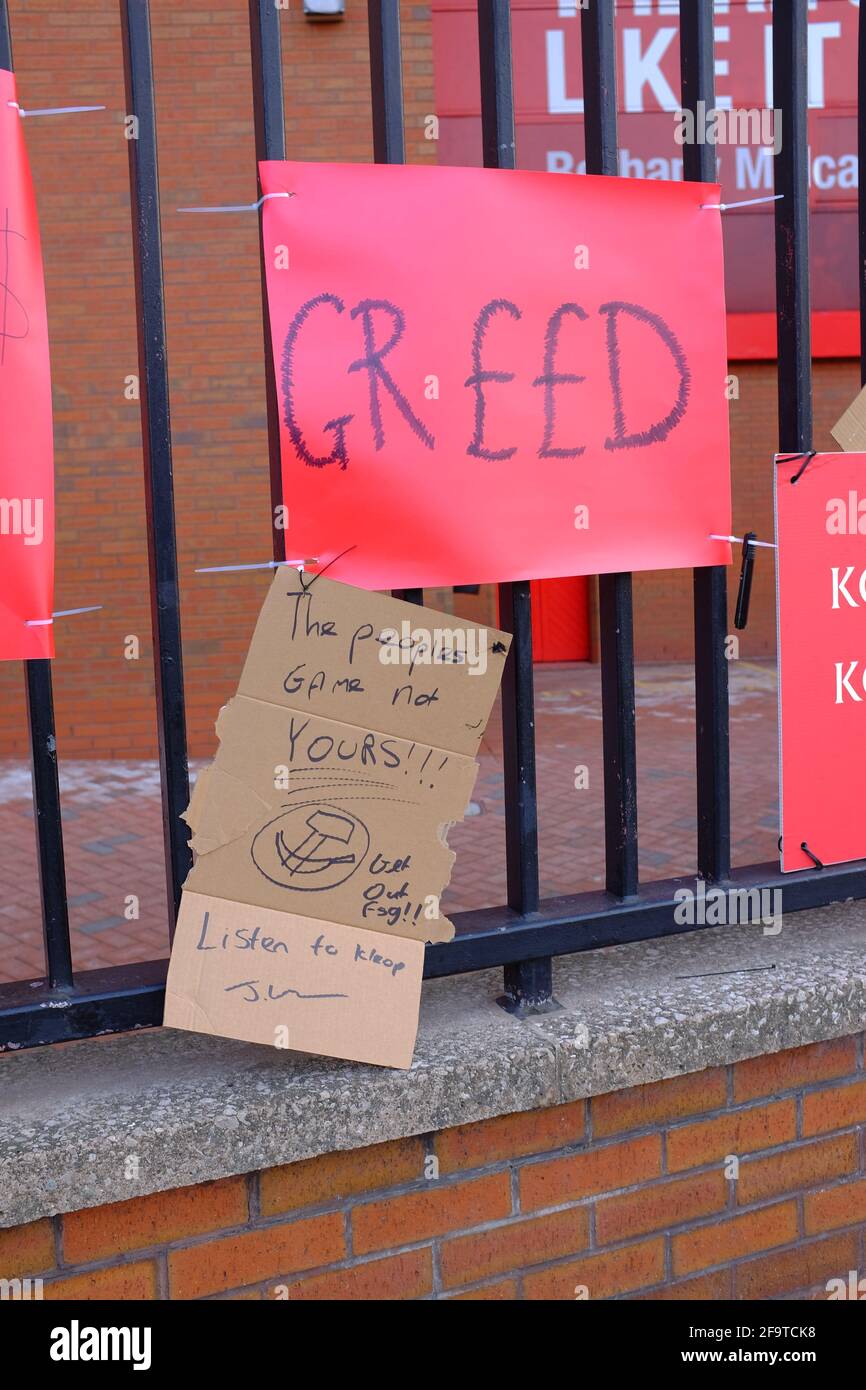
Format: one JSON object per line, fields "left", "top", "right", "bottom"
{"left": 8, "top": 100, "right": 106, "bottom": 118}
{"left": 701, "top": 194, "right": 784, "bottom": 212}
{"left": 178, "top": 191, "right": 293, "bottom": 214}
{"left": 25, "top": 604, "right": 103, "bottom": 627}
{"left": 195, "top": 558, "right": 311, "bottom": 574}
{"left": 710, "top": 533, "right": 776, "bottom": 550}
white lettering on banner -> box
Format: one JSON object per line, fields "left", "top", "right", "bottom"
{"left": 714, "top": 26, "right": 732, "bottom": 111}
{"left": 763, "top": 19, "right": 840, "bottom": 110}
{"left": 735, "top": 146, "right": 772, "bottom": 191}
{"left": 545, "top": 9, "right": 844, "bottom": 119}
{"left": 633, "top": 2, "right": 679, "bottom": 15}
{"left": 622, "top": 28, "right": 678, "bottom": 113}
{"left": 545, "top": 30, "right": 582, "bottom": 116}
{"left": 835, "top": 663, "right": 865, "bottom": 704}
{"left": 735, "top": 146, "right": 857, "bottom": 193}
{"left": 547, "top": 144, "right": 858, "bottom": 192}
{"left": 545, "top": 149, "right": 684, "bottom": 180}
{"left": 831, "top": 567, "right": 866, "bottom": 609}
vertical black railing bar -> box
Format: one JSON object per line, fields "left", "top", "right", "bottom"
{"left": 773, "top": 0, "right": 812, "bottom": 453}
{"left": 1, "top": 0, "right": 73, "bottom": 990}
{"left": 249, "top": 0, "right": 287, "bottom": 567}
{"left": 477, "top": 0, "right": 546, "bottom": 1009}
{"left": 0, "top": 0, "right": 9, "bottom": 67}
{"left": 478, "top": 0, "right": 516, "bottom": 168}
{"left": 581, "top": 0, "right": 638, "bottom": 901}
{"left": 120, "top": 0, "right": 191, "bottom": 928}
{"left": 367, "top": 1, "right": 422, "bottom": 605}
{"left": 369, "top": 0, "right": 405, "bottom": 166}
{"left": 680, "top": 0, "right": 731, "bottom": 885}
{"left": 25, "top": 666, "right": 73, "bottom": 988}
{"left": 858, "top": 3, "right": 866, "bottom": 385}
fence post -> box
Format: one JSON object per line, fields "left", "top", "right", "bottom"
{"left": 581, "top": 0, "right": 639, "bottom": 904}
{"left": 1, "top": 0, "right": 73, "bottom": 991}
{"left": 680, "top": 0, "right": 731, "bottom": 886}
{"left": 119, "top": 0, "right": 191, "bottom": 929}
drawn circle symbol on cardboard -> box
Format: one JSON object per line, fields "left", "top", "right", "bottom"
{"left": 250, "top": 802, "right": 371, "bottom": 893}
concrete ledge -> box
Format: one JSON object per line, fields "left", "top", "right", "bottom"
{"left": 2, "top": 899, "right": 866, "bottom": 1228}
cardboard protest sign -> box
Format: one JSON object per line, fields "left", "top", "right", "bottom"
{"left": 181, "top": 569, "right": 510, "bottom": 941}
{"left": 0, "top": 71, "right": 54, "bottom": 660}
{"left": 775, "top": 452, "right": 866, "bottom": 871}
{"left": 166, "top": 893, "right": 425, "bottom": 1069}
{"left": 164, "top": 571, "right": 510, "bottom": 1067}
{"left": 260, "top": 160, "right": 732, "bottom": 590}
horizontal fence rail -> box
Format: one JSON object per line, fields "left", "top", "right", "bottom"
{"left": 2, "top": 0, "right": 866, "bottom": 1050}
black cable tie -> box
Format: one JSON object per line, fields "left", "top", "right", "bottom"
{"left": 788, "top": 450, "right": 817, "bottom": 484}
{"left": 734, "top": 532, "right": 757, "bottom": 630}
{"left": 800, "top": 841, "right": 824, "bottom": 870}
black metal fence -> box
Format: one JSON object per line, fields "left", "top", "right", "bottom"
{"left": 1, "top": 0, "right": 862, "bottom": 1050}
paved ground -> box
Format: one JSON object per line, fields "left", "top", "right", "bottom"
{"left": 0, "top": 660, "right": 779, "bottom": 985}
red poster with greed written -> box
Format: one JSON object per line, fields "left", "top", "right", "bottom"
{"left": 0, "top": 70, "right": 54, "bottom": 660}
{"left": 775, "top": 452, "right": 866, "bottom": 872}
{"left": 260, "top": 160, "right": 731, "bottom": 590}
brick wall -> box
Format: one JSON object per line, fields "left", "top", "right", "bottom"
{"left": 3, "top": 1034, "right": 866, "bottom": 1300}
{"left": 0, "top": 0, "right": 435, "bottom": 761}
{"left": 2, "top": 0, "right": 858, "bottom": 758}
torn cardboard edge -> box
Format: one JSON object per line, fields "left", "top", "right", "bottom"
{"left": 180, "top": 572, "right": 509, "bottom": 946}
{"left": 165, "top": 572, "right": 509, "bottom": 1069}
{"left": 182, "top": 697, "right": 478, "bottom": 944}
{"left": 831, "top": 382, "right": 866, "bottom": 453}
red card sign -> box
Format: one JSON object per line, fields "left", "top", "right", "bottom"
{"left": 775, "top": 452, "right": 866, "bottom": 872}
{"left": 0, "top": 70, "right": 54, "bottom": 660}
{"left": 260, "top": 160, "right": 731, "bottom": 589}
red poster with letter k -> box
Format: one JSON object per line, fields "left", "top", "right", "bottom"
{"left": 0, "top": 70, "right": 54, "bottom": 660}
{"left": 260, "top": 159, "right": 731, "bottom": 589}
{"left": 776, "top": 451, "right": 866, "bottom": 872}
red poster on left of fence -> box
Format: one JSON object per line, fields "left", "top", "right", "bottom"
{"left": 0, "top": 70, "right": 54, "bottom": 660}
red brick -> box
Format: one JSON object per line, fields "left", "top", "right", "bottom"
{"left": 802, "top": 1080, "right": 866, "bottom": 1136}
{"left": 260, "top": 1139, "right": 424, "bottom": 1215}
{"left": 735, "top": 1231, "right": 860, "bottom": 1300}
{"left": 0, "top": 1219, "right": 55, "bottom": 1279}
{"left": 804, "top": 1177, "right": 866, "bottom": 1235}
{"left": 63, "top": 1177, "right": 248, "bottom": 1263}
{"left": 520, "top": 1135, "right": 662, "bottom": 1212}
{"left": 168, "top": 1213, "right": 345, "bottom": 1299}
{"left": 737, "top": 1135, "right": 857, "bottom": 1205}
{"left": 44, "top": 1262, "right": 158, "bottom": 1301}
{"left": 733, "top": 1038, "right": 858, "bottom": 1102}
{"left": 666, "top": 1100, "right": 796, "bottom": 1172}
{"left": 637, "top": 1270, "right": 733, "bottom": 1300}
{"left": 277, "top": 1249, "right": 433, "bottom": 1301}
{"left": 672, "top": 1201, "right": 799, "bottom": 1276}
{"left": 441, "top": 1207, "right": 589, "bottom": 1289}
{"left": 524, "top": 1239, "right": 665, "bottom": 1300}
{"left": 596, "top": 1171, "right": 728, "bottom": 1244}
{"left": 592, "top": 1070, "right": 726, "bottom": 1138}
{"left": 435, "top": 1102, "right": 585, "bottom": 1173}
{"left": 449, "top": 1279, "right": 519, "bottom": 1300}
{"left": 352, "top": 1172, "right": 511, "bottom": 1255}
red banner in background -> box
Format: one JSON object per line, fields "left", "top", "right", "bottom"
{"left": 0, "top": 70, "right": 54, "bottom": 660}
{"left": 260, "top": 159, "right": 731, "bottom": 591}
{"left": 432, "top": 0, "right": 861, "bottom": 357}
{"left": 775, "top": 452, "right": 866, "bottom": 873}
